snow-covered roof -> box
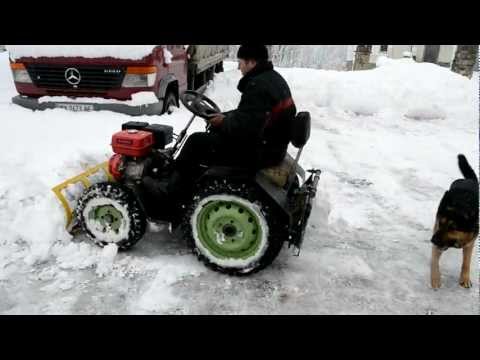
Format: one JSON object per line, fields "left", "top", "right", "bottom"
{"left": 7, "top": 45, "right": 159, "bottom": 60}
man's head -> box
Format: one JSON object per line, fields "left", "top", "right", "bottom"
{"left": 237, "top": 45, "right": 269, "bottom": 76}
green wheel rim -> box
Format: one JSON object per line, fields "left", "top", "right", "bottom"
{"left": 88, "top": 204, "right": 124, "bottom": 233}
{"left": 196, "top": 199, "right": 262, "bottom": 260}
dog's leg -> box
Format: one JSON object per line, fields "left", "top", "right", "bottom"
{"left": 459, "top": 241, "right": 474, "bottom": 288}
{"left": 431, "top": 244, "right": 443, "bottom": 289}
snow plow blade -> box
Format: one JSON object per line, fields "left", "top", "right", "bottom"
{"left": 52, "top": 162, "right": 114, "bottom": 230}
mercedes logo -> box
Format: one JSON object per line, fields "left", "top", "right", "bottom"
{"left": 65, "top": 68, "right": 81, "bottom": 86}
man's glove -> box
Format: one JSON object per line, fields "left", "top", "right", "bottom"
{"left": 208, "top": 114, "right": 225, "bottom": 128}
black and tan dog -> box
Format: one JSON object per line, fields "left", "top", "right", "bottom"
{"left": 430, "top": 154, "right": 478, "bottom": 289}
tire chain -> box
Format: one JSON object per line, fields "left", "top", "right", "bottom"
{"left": 75, "top": 182, "right": 147, "bottom": 250}
{"left": 180, "top": 178, "right": 287, "bottom": 276}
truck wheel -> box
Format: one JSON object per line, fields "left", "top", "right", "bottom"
{"left": 162, "top": 91, "right": 178, "bottom": 115}
{"left": 75, "top": 182, "right": 147, "bottom": 250}
{"left": 194, "top": 74, "right": 202, "bottom": 90}
{"left": 181, "top": 180, "right": 286, "bottom": 275}
{"left": 207, "top": 67, "right": 214, "bottom": 82}
{"left": 215, "top": 61, "right": 224, "bottom": 73}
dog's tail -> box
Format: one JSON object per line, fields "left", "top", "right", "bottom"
{"left": 458, "top": 154, "right": 478, "bottom": 182}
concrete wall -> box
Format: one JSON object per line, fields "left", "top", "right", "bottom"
{"left": 361, "top": 45, "right": 413, "bottom": 64}
{"left": 415, "top": 45, "right": 456, "bottom": 65}
{"left": 327, "top": 44, "right": 463, "bottom": 71}
{"left": 362, "top": 45, "right": 456, "bottom": 67}
{"left": 438, "top": 45, "right": 456, "bottom": 64}
{"left": 387, "top": 45, "right": 413, "bottom": 59}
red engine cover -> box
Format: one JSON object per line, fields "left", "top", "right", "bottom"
{"left": 111, "top": 129, "right": 154, "bottom": 157}
{"left": 108, "top": 154, "right": 124, "bottom": 180}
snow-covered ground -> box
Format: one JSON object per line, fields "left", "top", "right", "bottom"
{"left": 0, "top": 53, "right": 478, "bottom": 314}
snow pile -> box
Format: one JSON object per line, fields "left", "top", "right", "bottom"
{"left": 38, "top": 91, "right": 160, "bottom": 106}
{"left": 218, "top": 57, "right": 475, "bottom": 122}
{"left": 278, "top": 57, "right": 475, "bottom": 120}
{"left": 53, "top": 242, "right": 117, "bottom": 276}
{"left": 95, "top": 244, "right": 118, "bottom": 277}
{"left": 54, "top": 242, "right": 99, "bottom": 270}
{"left": 0, "top": 172, "right": 71, "bottom": 266}
{"left": 7, "top": 45, "right": 158, "bottom": 61}
{"left": 134, "top": 258, "right": 204, "bottom": 313}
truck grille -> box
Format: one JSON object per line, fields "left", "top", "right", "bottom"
{"left": 26, "top": 64, "right": 125, "bottom": 91}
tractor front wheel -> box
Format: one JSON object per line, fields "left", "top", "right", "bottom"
{"left": 75, "top": 182, "right": 147, "bottom": 250}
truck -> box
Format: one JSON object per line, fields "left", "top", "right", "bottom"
{"left": 7, "top": 45, "right": 230, "bottom": 116}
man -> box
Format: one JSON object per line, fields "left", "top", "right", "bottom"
{"left": 144, "top": 44, "right": 297, "bottom": 199}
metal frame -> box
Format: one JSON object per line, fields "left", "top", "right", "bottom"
{"left": 51, "top": 162, "right": 114, "bottom": 226}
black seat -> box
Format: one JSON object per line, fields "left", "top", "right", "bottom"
{"left": 291, "top": 112, "right": 311, "bottom": 148}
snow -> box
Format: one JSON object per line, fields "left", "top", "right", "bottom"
{"left": 38, "top": 91, "right": 160, "bottom": 106}
{"left": 0, "top": 50, "right": 478, "bottom": 314}
{"left": 163, "top": 47, "right": 173, "bottom": 65}
{"left": 134, "top": 260, "right": 204, "bottom": 313}
{"left": 7, "top": 45, "right": 158, "bottom": 61}
{"left": 96, "top": 244, "right": 118, "bottom": 277}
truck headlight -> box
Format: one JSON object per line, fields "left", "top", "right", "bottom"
{"left": 10, "top": 63, "right": 32, "bottom": 83}
{"left": 122, "top": 66, "right": 157, "bottom": 87}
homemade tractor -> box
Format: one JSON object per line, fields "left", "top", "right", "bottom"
{"left": 53, "top": 91, "right": 321, "bottom": 275}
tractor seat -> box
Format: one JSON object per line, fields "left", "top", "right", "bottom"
{"left": 260, "top": 154, "right": 296, "bottom": 188}
{"left": 259, "top": 112, "right": 311, "bottom": 188}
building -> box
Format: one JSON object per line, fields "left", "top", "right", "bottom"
{"left": 349, "top": 45, "right": 458, "bottom": 70}
{"left": 386, "top": 45, "right": 456, "bottom": 67}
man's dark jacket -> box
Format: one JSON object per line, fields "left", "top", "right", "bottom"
{"left": 220, "top": 61, "right": 297, "bottom": 168}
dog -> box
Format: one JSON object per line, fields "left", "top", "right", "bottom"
{"left": 430, "top": 154, "right": 478, "bottom": 289}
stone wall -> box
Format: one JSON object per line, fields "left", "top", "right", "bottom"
{"left": 451, "top": 45, "right": 479, "bottom": 78}
{"left": 353, "top": 45, "right": 372, "bottom": 71}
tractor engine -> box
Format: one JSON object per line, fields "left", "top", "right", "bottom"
{"left": 108, "top": 121, "right": 174, "bottom": 186}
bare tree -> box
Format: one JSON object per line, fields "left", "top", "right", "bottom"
{"left": 451, "top": 45, "right": 479, "bottom": 78}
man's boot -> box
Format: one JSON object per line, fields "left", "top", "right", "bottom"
{"left": 166, "top": 169, "right": 191, "bottom": 200}
{"left": 140, "top": 176, "right": 171, "bottom": 218}
{"left": 142, "top": 175, "right": 169, "bottom": 199}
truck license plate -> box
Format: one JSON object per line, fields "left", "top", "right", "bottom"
{"left": 56, "top": 103, "right": 94, "bottom": 112}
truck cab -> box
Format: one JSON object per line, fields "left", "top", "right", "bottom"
{"left": 8, "top": 45, "right": 228, "bottom": 116}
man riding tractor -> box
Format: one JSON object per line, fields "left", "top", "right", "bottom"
{"left": 57, "top": 45, "right": 320, "bottom": 276}
{"left": 142, "top": 44, "right": 297, "bottom": 203}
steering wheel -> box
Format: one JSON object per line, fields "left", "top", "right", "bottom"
{"left": 180, "top": 90, "right": 222, "bottom": 120}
